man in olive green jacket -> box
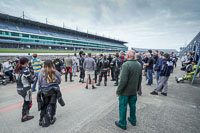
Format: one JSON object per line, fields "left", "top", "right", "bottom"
{"left": 115, "top": 50, "right": 142, "bottom": 130}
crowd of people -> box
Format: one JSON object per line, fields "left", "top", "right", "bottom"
{"left": 176, "top": 51, "right": 200, "bottom": 83}
{"left": 2, "top": 49, "right": 198, "bottom": 130}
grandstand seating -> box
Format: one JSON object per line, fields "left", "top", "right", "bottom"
{"left": 0, "top": 23, "right": 18, "bottom": 31}
{"left": 0, "top": 13, "right": 128, "bottom": 52}
{"left": 19, "top": 26, "right": 40, "bottom": 34}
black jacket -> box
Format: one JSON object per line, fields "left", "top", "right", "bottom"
{"left": 99, "top": 59, "right": 109, "bottom": 72}
{"left": 111, "top": 58, "right": 122, "bottom": 72}
{"left": 17, "top": 67, "right": 34, "bottom": 97}
{"left": 79, "top": 56, "right": 85, "bottom": 68}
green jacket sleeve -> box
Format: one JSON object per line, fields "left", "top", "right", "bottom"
{"left": 116, "top": 64, "right": 129, "bottom": 95}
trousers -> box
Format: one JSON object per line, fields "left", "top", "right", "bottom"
{"left": 21, "top": 90, "right": 32, "bottom": 117}
{"left": 98, "top": 71, "right": 107, "bottom": 83}
{"left": 79, "top": 67, "right": 85, "bottom": 80}
{"left": 154, "top": 76, "right": 169, "bottom": 93}
{"left": 5, "top": 70, "right": 13, "bottom": 81}
{"left": 114, "top": 70, "right": 120, "bottom": 84}
{"left": 65, "top": 67, "right": 72, "bottom": 81}
{"left": 155, "top": 71, "right": 160, "bottom": 84}
{"left": 32, "top": 73, "right": 38, "bottom": 91}
{"left": 111, "top": 68, "right": 114, "bottom": 80}
{"left": 40, "top": 93, "right": 57, "bottom": 121}
{"left": 147, "top": 69, "right": 153, "bottom": 85}
{"left": 72, "top": 65, "right": 77, "bottom": 76}
{"left": 118, "top": 95, "right": 137, "bottom": 128}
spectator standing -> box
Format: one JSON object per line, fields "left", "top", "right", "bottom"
{"left": 83, "top": 53, "right": 97, "bottom": 89}
{"left": 120, "top": 51, "right": 126, "bottom": 64}
{"left": 79, "top": 49, "right": 84, "bottom": 57}
{"left": 142, "top": 53, "right": 148, "bottom": 80}
{"left": 110, "top": 54, "right": 116, "bottom": 81}
{"left": 31, "top": 54, "right": 43, "bottom": 92}
{"left": 64, "top": 54, "right": 74, "bottom": 82}
{"left": 72, "top": 53, "right": 78, "bottom": 77}
{"left": 15, "top": 57, "right": 34, "bottom": 122}
{"left": 173, "top": 53, "right": 178, "bottom": 68}
{"left": 37, "top": 60, "right": 64, "bottom": 127}
{"left": 3, "top": 59, "right": 14, "bottom": 83}
{"left": 53, "top": 57, "right": 64, "bottom": 73}
{"left": 136, "top": 53, "right": 143, "bottom": 96}
{"left": 150, "top": 53, "right": 172, "bottom": 96}
{"left": 96, "top": 55, "right": 109, "bottom": 86}
{"left": 144, "top": 53, "right": 154, "bottom": 86}
{"left": 92, "top": 54, "right": 98, "bottom": 84}
{"left": 79, "top": 53, "right": 85, "bottom": 83}
{"left": 148, "top": 49, "right": 153, "bottom": 56}
{"left": 154, "top": 51, "right": 164, "bottom": 84}
{"left": 153, "top": 50, "right": 159, "bottom": 64}
{"left": 115, "top": 50, "right": 142, "bottom": 130}
{"left": 112, "top": 53, "right": 122, "bottom": 86}
{"left": 170, "top": 52, "right": 176, "bottom": 73}
{"left": 107, "top": 54, "right": 113, "bottom": 76}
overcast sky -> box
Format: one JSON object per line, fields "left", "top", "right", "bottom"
{"left": 0, "top": 0, "right": 200, "bottom": 50}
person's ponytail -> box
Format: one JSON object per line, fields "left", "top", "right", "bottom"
{"left": 14, "top": 57, "right": 29, "bottom": 74}
{"left": 15, "top": 63, "right": 22, "bottom": 74}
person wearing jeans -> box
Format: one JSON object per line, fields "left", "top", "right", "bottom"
{"left": 31, "top": 54, "right": 43, "bottom": 92}
{"left": 32, "top": 73, "right": 39, "bottom": 91}
{"left": 147, "top": 69, "right": 153, "bottom": 85}
{"left": 154, "top": 51, "right": 164, "bottom": 84}
{"left": 144, "top": 53, "right": 154, "bottom": 86}
{"left": 72, "top": 53, "right": 78, "bottom": 76}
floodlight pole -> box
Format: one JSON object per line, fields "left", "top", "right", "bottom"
{"left": 23, "top": 11, "right": 24, "bottom": 19}
{"left": 63, "top": 22, "right": 65, "bottom": 28}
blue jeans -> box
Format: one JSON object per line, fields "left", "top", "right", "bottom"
{"left": 32, "top": 73, "right": 39, "bottom": 91}
{"left": 5, "top": 70, "right": 13, "bottom": 81}
{"left": 147, "top": 69, "right": 153, "bottom": 85}
{"left": 155, "top": 71, "right": 160, "bottom": 84}
{"left": 72, "top": 65, "right": 77, "bottom": 76}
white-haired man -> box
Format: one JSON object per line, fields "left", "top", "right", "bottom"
{"left": 144, "top": 53, "right": 154, "bottom": 85}
{"left": 115, "top": 50, "right": 142, "bottom": 130}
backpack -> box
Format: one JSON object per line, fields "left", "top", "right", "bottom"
{"left": 101, "top": 60, "right": 109, "bottom": 70}
{"left": 115, "top": 58, "right": 122, "bottom": 72}
{"left": 121, "top": 55, "right": 125, "bottom": 62}
{"left": 160, "top": 60, "right": 171, "bottom": 77}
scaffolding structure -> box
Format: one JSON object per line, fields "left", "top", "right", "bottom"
{"left": 180, "top": 32, "right": 200, "bottom": 84}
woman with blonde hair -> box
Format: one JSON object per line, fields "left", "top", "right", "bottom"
{"left": 37, "top": 60, "right": 65, "bottom": 127}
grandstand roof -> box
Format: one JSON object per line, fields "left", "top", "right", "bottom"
{"left": 0, "top": 13, "right": 127, "bottom": 44}
{"left": 131, "top": 47, "right": 178, "bottom": 53}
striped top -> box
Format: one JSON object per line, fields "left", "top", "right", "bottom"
{"left": 31, "top": 58, "right": 44, "bottom": 74}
